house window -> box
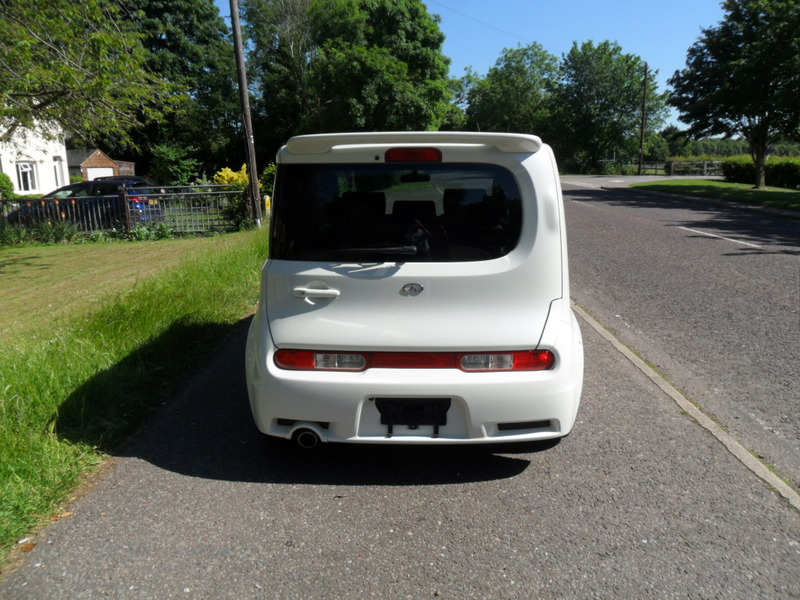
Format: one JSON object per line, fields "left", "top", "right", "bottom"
{"left": 53, "top": 156, "right": 64, "bottom": 188}
{"left": 16, "top": 162, "right": 38, "bottom": 192}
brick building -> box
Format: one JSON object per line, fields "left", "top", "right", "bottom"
{"left": 67, "top": 149, "right": 136, "bottom": 180}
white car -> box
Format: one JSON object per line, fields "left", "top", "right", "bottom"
{"left": 245, "top": 132, "right": 583, "bottom": 447}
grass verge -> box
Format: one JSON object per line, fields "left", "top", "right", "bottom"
{"left": 631, "top": 179, "right": 800, "bottom": 211}
{"left": 0, "top": 230, "right": 268, "bottom": 565}
{"left": 0, "top": 237, "right": 221, "bottom": 338}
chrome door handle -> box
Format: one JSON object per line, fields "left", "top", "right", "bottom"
{"left": 292, "top": 286, "right": 341, "bottom": 300}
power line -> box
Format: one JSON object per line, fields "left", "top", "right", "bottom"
{"left": 426, "top": 0, "right": 529, "bottom": 43}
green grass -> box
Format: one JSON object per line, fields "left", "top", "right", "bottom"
{"left": 631, "top": 179, "right": 800, "bottom": 211}
{"left": 0, "top": 237, "right": 222, "bottom": 338}
{"left": 0, "top": 230, "right": 268, "bottom": 565}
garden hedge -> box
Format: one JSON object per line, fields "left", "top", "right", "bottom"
{"left": 722, "top": 155, "right": 800, "bottom": 189}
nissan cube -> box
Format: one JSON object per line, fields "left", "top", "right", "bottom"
{"left": 245, "top": 132, "right": 583, "bottom": 447}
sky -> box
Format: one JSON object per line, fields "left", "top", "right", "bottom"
{"left": 215, "top": 0, "right": 728, "bottom": 124}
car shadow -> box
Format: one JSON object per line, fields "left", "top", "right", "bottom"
{"left": 60, "top": 319, "right": 546, "bottom": 487}
{"left": 564, "top": 188, "right": 800, "bottom": 254}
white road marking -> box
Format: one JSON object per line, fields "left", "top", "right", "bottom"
{"left": 572, "top": 302, "right": 800, "bottom": 511}
{"left": 678, "top": 226, "right": 762, "bottom": 248}
{"left": 561, "top": 180, "right": 601, "bottom": 189}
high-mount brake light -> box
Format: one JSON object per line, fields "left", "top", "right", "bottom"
{"left": 385, "top": 148, "right": 442, "bottom": 163}
{"left": 274, "top": 349, "right": 555, "bottom": 372}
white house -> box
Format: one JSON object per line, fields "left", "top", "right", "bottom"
{"left": 0, "top": 127, "right": 69, "bottom": 196}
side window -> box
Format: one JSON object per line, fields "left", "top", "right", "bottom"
{"left": 93, "top": 183, "right": 119, "bottom": 196}
{"left": 52, "top": 183, "right": 91, "bottom": 198}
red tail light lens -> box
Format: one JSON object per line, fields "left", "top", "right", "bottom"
{"left": 275, "top": 350, "right": 366, "bottom": 371}
{"left": 385, "top": 148, "right": 442, "bottom": 162}
{"left": 274, "top": 350, "right": 555, "bottom": 372}
{"left": 274, "top": 349, "right": 317, "bottom": 370}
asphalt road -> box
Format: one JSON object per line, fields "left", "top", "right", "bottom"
{"left": 2, "top": 180, "right": 799, "bottom": 598}
{"left": 562, "top": 176, "right": 800, "bottom": 490}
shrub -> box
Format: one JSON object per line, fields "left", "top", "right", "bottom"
{"left": 128, "top": 223, "right": 156, "bottom": 241}
{"left": 0, "top": 172, "right": 14, "bottom": 201}
{"left": 150, "top": 143, "right": 201, "bottom": 185}
{"left": 259, "top": 163, "right": 276, "bottom": 197}
{"left": 213, "top": 164, "right": 250, "bottom": 190}
{"left": 126, "top": 222, "right": 174, "bottom": 242}
{"left": 722, "top": 155, "right": 800, "bottom": 189}
{"left": 766, "top": 157, "right": 800, "bottom": 189}
{"left": 0, "top": 223, "right": 32, "bottom": 245}
{"left": 214, "top": 164, "right": 261, "bottom": 228}
{"left": 259, "top": 163, "right": 276, "bottom": 212}
{"left": 32, "top": 220, "right": 79, "bottom": 244}
{"left": 721, "top": 155, "right": 754, "bottom": 184}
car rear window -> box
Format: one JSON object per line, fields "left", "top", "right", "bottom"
{"left": 271, "top": 163, "right": 523, "bottom": 262}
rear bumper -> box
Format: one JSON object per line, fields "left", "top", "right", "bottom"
{"left": 245, "top": 310, "right": 584, "bottom": 445}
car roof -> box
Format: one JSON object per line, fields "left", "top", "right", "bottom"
{"left": 94, "top": 176, "right": 154, "bottom": 183}
{"left": 42, "top": 177, "right": 152, "bottom": 197}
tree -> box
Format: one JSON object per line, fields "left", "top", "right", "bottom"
{"left": 668, "top": 0, "right": 800, "bottom": 188}
{"left": 307, "top": 0, "right": 451, "bottom": 132}
{"left": 463, "top": 43, "right": 559, "bottom": 134}
{"left": 551, "top": 41, "right": 668, "bottom": 173}
{"left": 0, "top": 0, "right": 170, "bottom": 145}
{"left": 243, "top": 0, "right": 317, "bottom": 153}
{"left": 119, "top": 0, "right": 241, "bottom": 176}
{"left": 0, "top": 172, "right": 14, "bottom": 201}
{"left": 659, "top": 125, "right": 691, "bottom": 157}
{"left": 149, "top": 144, "right": 202, "bottom": 185}
{"left": 244, "top": 0, "right": 453, "bottom": 153}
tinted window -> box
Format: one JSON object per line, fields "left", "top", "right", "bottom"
{"left": 271, "top": 163, "right": 522, "bottom": 262}
{"left": 92, "top": 183, "right": 121, "bottom": 196}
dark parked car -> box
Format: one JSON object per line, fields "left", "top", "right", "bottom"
{"left": 6, "top": 176, "right": 164, "bottom": 227}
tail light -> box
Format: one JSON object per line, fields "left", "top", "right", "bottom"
{"left": 459, "top": 351, "right": 555, "bottom": 371}
{"left": 274, "top": 350, "right": 555, "bottom": 372}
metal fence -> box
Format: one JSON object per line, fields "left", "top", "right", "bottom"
{"left": 0, "top": 185, "right": 248, "bottom": 234}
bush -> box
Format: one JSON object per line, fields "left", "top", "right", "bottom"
{"left": 0, "top": 223, "right": 32, "bottom": 245}
{"left": 721, "top": 155, "right": 754, "bottom": 184}
{"left": 126, "top": 222, "right": 174, "bottom": 241}
{"left": 0, "top": 220, "right": 79, "bottom": 245}
{"left": 213, "top": 164, "right": 274, "bottom": 227}
{"left": 766, "top": 157, "right": 800, "bottom": 189}
{"left": 722, "top": 155, "right": 800, "bottom": 189}
{"left": 32, "top": 220, "right": 80, "bottom": 244}
{"left": 150, "top": 143, "right": 201, "bottom": 185}
{"left": 259, "top": 163, "right": 276, "bottom": 197}
{"left": 213, "top": 164, "right": 250, "bottom": 190}
{"left": 0, "top": 172, "right": 14, "bottom": 201}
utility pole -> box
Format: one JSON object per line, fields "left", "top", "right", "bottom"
{"left": 230, "top": 0, "right": 262, "bottom": 226}
{"left": 638, "top": 62, "right": 648, "bottom": 176}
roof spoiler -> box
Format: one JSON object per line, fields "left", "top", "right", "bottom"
{"left": 285, "top": 132, "right": 543, "bottom": 155}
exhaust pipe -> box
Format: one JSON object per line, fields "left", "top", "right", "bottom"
{"left": 293, "top": 427, "right": 321, "bottom": 449}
